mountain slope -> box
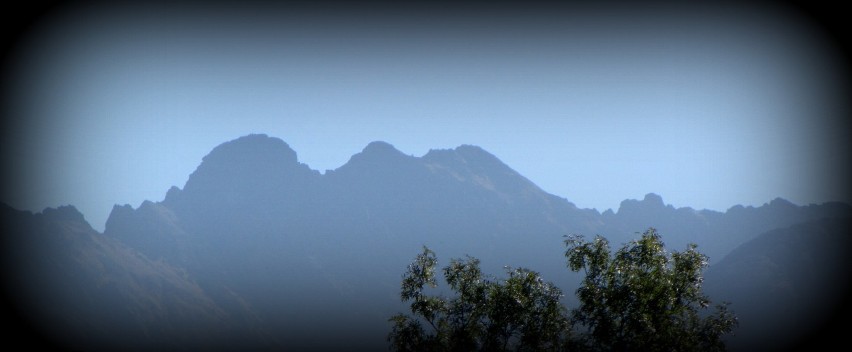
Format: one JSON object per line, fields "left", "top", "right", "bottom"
{"left": 0, "top": 203, "right": 271, "bottom": 351}
{"left": 704, "top": 217, "right": 852, "bottom": 351}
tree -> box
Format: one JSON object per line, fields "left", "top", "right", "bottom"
{"left": 389, "top": 228, "right": 738, "bottom": 351}
{"left": 388, "top": 247, "right": 570, "bottom": 351}
{"left": 564, "top": 228, "right": 738, "bottom": 351}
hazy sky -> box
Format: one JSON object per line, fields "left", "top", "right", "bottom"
{"left": 2, "top": 2, "right": 849, "bottom": 231}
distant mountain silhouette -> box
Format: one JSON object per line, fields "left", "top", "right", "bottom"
{"left": 107, "top": 134, "right": 602, "bottom": 350}
{"left": 600, "top": 193, "right": 851, "bottom": 263}
{"left": 4, "top": 134, "right": 849, "bottom": 350}
{"left": 0, "top": 203, "right": 273, "bottom": 351}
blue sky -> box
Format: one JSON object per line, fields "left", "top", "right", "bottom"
{"left": 2, "top": 3, "right": 849, "bottom": 230}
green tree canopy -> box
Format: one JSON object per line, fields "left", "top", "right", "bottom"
{"left": 388, "top": 247, "right": 570, "bottom": 352}
{"left": 389, "top": 228, "right": 737, "bottom": 351}
{"left": 565, "top": 228, "right": 737, "bottom": 351}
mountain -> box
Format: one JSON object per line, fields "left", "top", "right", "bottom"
{"left": 5, "top": 133, "right": 849, "bottom": 350}
{"left": 105, "top": 134, "right": 602, "bottom": 350}
{"left": 704, "top": 217, "right": 852, "bottom": 351}
{"left": 599, "top": 193, "right": 851, "bottom": 264}
{"left": 0, "top": 203, "right": 272, "bottom": 351}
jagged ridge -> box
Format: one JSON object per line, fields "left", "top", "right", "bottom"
{"left": 6, "top": 133, "right": 849, "bottom": 351}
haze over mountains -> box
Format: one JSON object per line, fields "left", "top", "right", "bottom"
{"left": 2, "top": 134, "right": 850, "bottom": 351}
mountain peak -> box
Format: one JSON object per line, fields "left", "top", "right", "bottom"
{"left": 421, "top": 144, "right": 545, "bottom": 198}
{"left": 335, "top": 141, "right": 412, "bottom": 172}
{"left": 422, "top": 145, "right": 505, "bottom": 170}
{"left": 179, "top": 134, "right": 317, "bottom": 202}
{"left": 40, "top": 205, "right": 88, "bottom": 225}
{"left": 643, "top": 193, "right": 665, "bottom": 207}
{"left": 458, "top": 145, "right": 507, "bottom": 167}
{"left": 768, "top": 197, "right": 795, "bottom": 208}
{"left": 454, "top": 144, "right": 493, "bottom": 157}
{"left": 617, "top": 193, "right": 667, "bottom": 215}
{"left": 200, "top": 134, "right": 298, "bottom": 166}
{"left": 362, "top": 141, "right": 403, "bottom": 156}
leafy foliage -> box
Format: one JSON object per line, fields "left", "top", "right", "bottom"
{"left": 390, "top": 228, "right": 738, "bottom": 351}
{"left": 389, "top": 247, "right": 570, "bottom": 351}
{"left": 565, "top": 228, "right": 738, "bottom": 351}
